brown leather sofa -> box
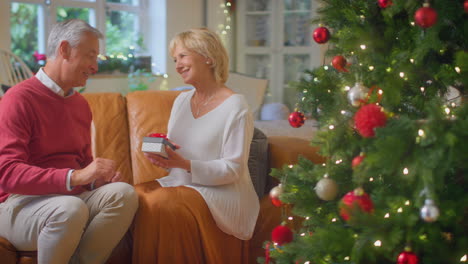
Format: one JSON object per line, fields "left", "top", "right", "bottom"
{"left": 0, "top": 91, "right": 324, "bottom": 264}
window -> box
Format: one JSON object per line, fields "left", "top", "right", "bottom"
{"left": 9, "top": 0, "right": 149, "bottom": 74}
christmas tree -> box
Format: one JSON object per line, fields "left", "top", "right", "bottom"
{"left": 264, "top": 0, "right": 468, "bottom": 263}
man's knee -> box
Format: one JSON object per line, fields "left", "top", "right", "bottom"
{"left": 51, "top": 196, "right": 89, "bottom": 229}
{"left": 104, "top": 182, "right": 138, "bottom": 211}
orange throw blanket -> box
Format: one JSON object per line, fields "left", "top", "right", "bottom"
{"left": 132, "top": 181, "right": 249, "bottom": 263}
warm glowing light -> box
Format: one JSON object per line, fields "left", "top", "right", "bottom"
{"left": 288, "top": 164, "right": 294, "bottom": 168}
{"left": 329, "top": 125, "right": 335, "bottom": 130}
{"left": 324, "top": 66, "right": 329, "bottom": 70}
{"left": 418, "top": 129, "right": 425, "bottom": 137}
{"left": 397, "top": 207, "right": 403, "bottom": 213}
{"left": 369, "top": 177, "right": 374, "bottom": 182}
{"left": 405, "top": 200, "right": 410, "bottom": 205}
{"left": 378, "top": 89, "right": 383, "bottom": 95}
{"left": 384, "top": 213, "right": 390, "bottom": 218}
{"left": 460, "top": 254, "right": 467, "bottom": 262}
{"left": 301, "top": 233, "right": 306, "bottom": 236}
{"left": 455, "top": 67, "right": 461, "bottom": 73}
{"left": 305, "top": 216, "right": 310, "bottom": 220}
{"left": 327, "top": 89, "right": 331, "bottom": 93}
{"left": 369, "top": 66, "right": 374, "bottom": 71}
{"left": 403, "top": 168, "right": 409, "bottom": 175}
{"left": 314, "top": 77, "right": 319, "bottom": 82}
{"left": 411, "top": 22, "right": 415, "bottom": 26}
{"left": 420, "top": 87, "right": 425, "bottom": 92}
{"left": 399, "top": 72, "right": 405, "bottom": 78}
{"left": 410, "top": 58, "right": 414, "bottom": 63}
{"left": 344, "top": 256, "right": 350, "bottom": 261}
{"left": 360, "top": 44, "right": 366, "bottom": 50}
{"left": 445, "top": 108, "right": 451, "bottom": 115}
{"left": 341, "top": 110, "right": 346, "bottom": 114}
{"left": 332, "top": 218, "right": 337, "bottom": 222}
{"left": 374, "top": 240, "right": 382, "bottom": 247}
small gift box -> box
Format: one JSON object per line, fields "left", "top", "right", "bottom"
{"left": 141, "top": 133, "right": 176, "bottom": 158}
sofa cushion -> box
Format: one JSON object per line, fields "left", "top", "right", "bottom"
{"left": 126, "top": 90, "right": 182, "bottom": 184}
{"left": 249, "top": 128, "right": 269, "bottom": 198}
{"left": 83, "top": 93, "right": 133, "bottom": 184}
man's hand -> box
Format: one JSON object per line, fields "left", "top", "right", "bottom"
{"left": 92, "top": 171, "right": 122, "bottom": 189}
{"left": 70, "top": 158, "right": 117, "bottom": 187}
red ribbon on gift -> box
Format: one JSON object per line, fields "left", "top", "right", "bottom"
{"left": 149, "top": 133, "right": 167, "bottom": 139}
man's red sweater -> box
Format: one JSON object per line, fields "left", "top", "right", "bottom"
{"left": 0, "top": 77, "right": 93, "bottom": 203}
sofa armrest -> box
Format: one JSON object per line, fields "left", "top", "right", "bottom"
{"left": 268, "top": 136, "right": 325, "bottom": 169}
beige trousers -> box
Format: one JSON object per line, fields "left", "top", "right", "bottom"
{"left": 0, "top": 182, "right": 138, "bottom": 264}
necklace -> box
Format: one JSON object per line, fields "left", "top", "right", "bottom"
{"left": 193, "top": 92, "right": 215, "bottom": 117}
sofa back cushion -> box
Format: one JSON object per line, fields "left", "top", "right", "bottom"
{"left": 126, "top": 90, "right": 181, "bottom": 184}
{"left": 83, "top": 93, "right": 134, "bottom": 184}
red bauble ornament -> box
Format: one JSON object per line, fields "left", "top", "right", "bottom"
{"left": 464, "top": 0, "right": 468, "bottom": 14}
{"left": 397, "top": 249, "right": 420, "bottom": 264}
{"left": 354, "top": 103, "right": 387, "bottom": 138}
{"left": 313, "top": 27, "right": 330, "bottom": 44}
{"left": 271, "top": 225, "right": 293, "bottom": 245}
{"left": 339, "top": 188, "right": 374, "bottom": 221}
{"left": 269, "top": 184, "right": 283, "bottom": 207}
{"left": 414, "top": 4, "right": 438, "bottom": 28}
{"left": 352, "top": 154, "right": 365, "bottom": 168}
{"left": 288, "top": 111, "right": 305, "bottom": 128}
{"left": 332, "top": 55, "right": 348, "bottom": 72}
{"left": 378, "top": 0, "right": 392, "bottom": 8}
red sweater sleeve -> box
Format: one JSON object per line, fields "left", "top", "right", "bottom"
{"left": 0, "top": 86, "right": 87, "bottom": 200}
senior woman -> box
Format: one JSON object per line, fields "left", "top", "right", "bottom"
{"left": 132, "top": 28, "right": 260, "bottom": 263}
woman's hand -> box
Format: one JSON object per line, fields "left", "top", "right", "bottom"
{"left": 144, "top": 142, "right": 191, "bottom": 172}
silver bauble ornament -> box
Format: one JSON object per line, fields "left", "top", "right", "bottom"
{"left": 348, "top": 82, "right": 369, "bottom": 107}
{"left": 269, "top": 184, "right": 283, "bottom": 198}
{"left": 420, "top": 199, "right": 439, "bottom": 222}
{"left": 444, "top": 86, "right": 462, "bottom": 107}
{"left": 315, "top": 177, "right": 338, "bottom": 201}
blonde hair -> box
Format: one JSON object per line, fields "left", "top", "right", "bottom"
{"left": 169, "top": 28, "right": 229, "bottom": 84}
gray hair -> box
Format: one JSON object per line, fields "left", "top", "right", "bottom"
{"left": 46, "top": 19, "right": 103, "bottom": 60}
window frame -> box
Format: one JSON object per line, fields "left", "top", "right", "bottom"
{"left": 9, "top": 0, "right": 147, "bottom": 58}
